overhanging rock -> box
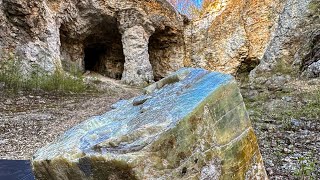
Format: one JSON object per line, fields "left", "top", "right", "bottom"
{"left": 32, "top": 68, "right": 268, "bottom": 179}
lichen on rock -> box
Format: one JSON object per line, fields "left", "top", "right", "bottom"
{"left": 32, "top": 68, "right": 267, "bottom": 179}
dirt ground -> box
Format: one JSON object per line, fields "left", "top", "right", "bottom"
{"left": 242, "top": 79, "right": 320, "bottom": 179}
{"left": 0, "top": 75, "right": 141, "bottom": 160}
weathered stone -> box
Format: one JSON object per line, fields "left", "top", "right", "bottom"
{"left": 0, "top": 0, "right": 185, "bottom": 85}
{"left": 184, "top": 0, "right": 279, "bottom": 75}
{"left": 250, "top": 0, "right": 320, "bottom": 83}
{"left": 32, "top": 68, "right": 267, "bottom": 179}
{"left": 121, "top": 26, "right": 154, "bottom": 86}
{"left": 303, "top": 60, "right": 320, "bottom": 78}
{"left": 183, "top": 0, "right": 319, "bottom": 82}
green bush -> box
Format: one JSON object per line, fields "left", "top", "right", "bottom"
{"left": 0, "top": 58, "right": 87, "bottom": 93}
{"left": 294, "top": 155, "right": 317, "bottom": 179}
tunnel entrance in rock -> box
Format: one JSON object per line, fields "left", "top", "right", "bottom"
{"left": 84, "top": 44, "right": 107, "bottom": 71}
{"left": 59, "top": 16, "right": 125, "bottom": 80}
{"left": 149, "top": 29, "right": 172, "bottom": 82}
{"left": 60, "top": 16, "right": 125, "bottom": 79}
{"left": 149, "top": 27, "right": 183, "bottom": 82}
{"left": 83, "top": 20, "right": 125, "bottom": 80}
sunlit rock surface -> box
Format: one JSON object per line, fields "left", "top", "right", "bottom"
{"left": 0, "top": 0, "right": 184, "bottom": 85}
{"left": 32, "top": 68, "right": 267, "bottom": 179}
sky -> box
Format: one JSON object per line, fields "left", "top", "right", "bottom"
{"left": 194, "top": 0, "right": 202, "bottom": 7}
{"left": 174, "top": 0, "right": 203, "bottom": 14}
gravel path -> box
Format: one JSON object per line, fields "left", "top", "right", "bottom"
{"left": 243, "top": 79, "right": 320, "bottom": 179}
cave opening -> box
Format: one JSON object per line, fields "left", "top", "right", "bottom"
{"left": 59, "top": 16, "right": 125, "bottom": 80}
{"left": 235, "top": 58, "right": 260, "bottom": 83}
{"left": 149, "top": 27, "right": 183, "bottom": 82}
{"left": 149, "top": 31, "right": 166, "bottom": 81}
{"left": 83, "top": 19, "right": 125, "bottom": 80}
{"left": 84, "top": 43, "right": 107, "bottom": 71}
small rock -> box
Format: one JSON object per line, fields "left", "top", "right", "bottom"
{"left": 266, "top": 75, "right": 289, "bottom": 91}
{"left": 132, "top": 95, "right": 151, "bottom": 106}
{"left": 247, "top": 90, "right": 259, "bottom": 100}
{"left": 283, "top": 148, "right": 291, "bottom": 154}
{"left": 266, "top": 168, "right": 274, "bottom": 175}
{"left": 281, "top": 96, "right": 292, "bottom": 102}
{"left": 290, "top": 119, "right": 302, "bottom": 127}
{"left": 4, "top": 99, "right": 13, "bottom": 105}
{"left": 0, "top": 82, "right": 5, "bottom": 89}
{"left": 16, "top": 97, "right": 28, "bottom": 105}
{"left": 304, "top": 60, "right": 320, "bottom": 78}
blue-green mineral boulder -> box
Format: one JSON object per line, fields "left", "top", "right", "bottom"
{"left": 32, "top": 68, "right": 267, "bottom": 179}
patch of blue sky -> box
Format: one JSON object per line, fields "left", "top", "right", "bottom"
{"left": 175, "top": 0, "right": 203, "bottom": 13}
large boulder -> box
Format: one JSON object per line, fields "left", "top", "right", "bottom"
{"left": 32, "top": 68, "right": 267, "bottom": 179}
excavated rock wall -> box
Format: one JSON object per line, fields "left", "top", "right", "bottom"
{"left": 0, "top": 0, "right": 185, "bottom": 86}
{"left": 184, "top": 0, "right": 283, "bottom": 75}
{"left": 1, "top": 0, "right": 318, "bottom": 86}
{"left": 250, "top": 0, "right": 320, "bottom": 85}
{"left": 184, "top": 0, "right": 319, "bottom": 81}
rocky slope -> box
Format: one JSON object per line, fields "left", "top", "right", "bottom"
{"left": 242, "top": 78, "right": 320, "bottom": 179}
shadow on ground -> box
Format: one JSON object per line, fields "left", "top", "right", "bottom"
{"left": 0, "top": 160, "right": 35, "bottom": 180}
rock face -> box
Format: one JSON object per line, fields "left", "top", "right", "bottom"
{"left": 0, "top": 0, "right": 185, "bottom": 85}
{"left": 32, "top": 68, "right": 267, "bottom": 179}
{"left": 250, "top": 0, "right": 320, "bottom": 83}
{"left": 184, "top": 0, "right": 279, "bottom": 75}
{"left": 184, "top": 0, "right": 320, "bottom": 80}
{"left": 1, "top": 0, "right": 318, "bottom": 86}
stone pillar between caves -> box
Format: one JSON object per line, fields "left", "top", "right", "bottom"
{"left": 121, "top": 25, "right": 154, "bottom": 86}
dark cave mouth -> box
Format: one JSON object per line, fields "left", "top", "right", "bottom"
{"left": 84, "top": 44, "right": 107, "bottom": 71}
{"left": 83, "top": 41, "right": 125, "bottom": 80}
{"left": 81, "top": 18, "right": 126, "bottom": 80}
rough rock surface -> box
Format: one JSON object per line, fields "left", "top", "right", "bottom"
{"left": 1, "top": 0, "right": 318, "bottom": 86}
{"left": 184, "top": 0, "right": 280, "bottom": 75}
{"left": 184, "top": 0, "right": 319, "bottom": 79}
{"left": 250, "top": 0, "right": 320, "bottom": 84}
{"left": 0, "top": 0, "right": 185, "bottom": 85}
{"left": 32, "top": 68, "right": 267, "bottom": 179}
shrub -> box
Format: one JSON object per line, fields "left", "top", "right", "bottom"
{"left": 0, "top": 58, "right": 87, "bottom": 93}
{"left": 294, "top": 155, "right": 317, "bottom": 179}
